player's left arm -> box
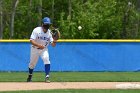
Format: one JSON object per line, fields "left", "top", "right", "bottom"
{"left": 50, "top": 32, "right": 56, "bottom": 47}
{"left": 50, "top": 28, "right": 60, "bottom": 47}
{"left": 51, "top": 40, "right": 57, "bottom": 47}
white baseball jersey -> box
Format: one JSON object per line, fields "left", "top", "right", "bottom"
{"left": 29, "top": 27, "right": 53, "bottom": 69}
{"left": 30, "top": 27, "right": 53, "bottom": 48}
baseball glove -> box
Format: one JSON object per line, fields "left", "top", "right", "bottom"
{"left": 51, "top": 28, "right": 60, "bottom": 40}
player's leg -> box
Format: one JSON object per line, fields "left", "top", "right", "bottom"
{"left": 27, "top": 47, "right": 39, "bottom": 82}
{"left": 41, "top": 49, "right": 51, "bottom": 83}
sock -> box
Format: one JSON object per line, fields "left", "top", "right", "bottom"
{"left": 29, "top": 68, "right": 33, "bottom": 75}
{"left": 45, "top": 64, "right": 50, "bottom": 77}
{"left": 28, "top": 68, "right": 33, "bottom": 79}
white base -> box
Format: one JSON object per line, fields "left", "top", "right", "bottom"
{"left": 116, "top": 83, "right": 140, "bottom": 89}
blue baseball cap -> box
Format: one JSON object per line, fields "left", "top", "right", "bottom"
{"left": 42, "top": 17, "right": 51, "bottom": 24}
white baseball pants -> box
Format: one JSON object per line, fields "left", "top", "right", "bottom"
{"left": 29, "top": 46, "right": 50, "bottom": 69}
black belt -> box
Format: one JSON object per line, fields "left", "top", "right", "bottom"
{"left": 32, "top": 46, "right": 41, "bottom": 49}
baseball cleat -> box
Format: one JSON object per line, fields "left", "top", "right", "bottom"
{"left": 45, "top": 77, "right": 50, "bottom": 83}
{"left": 27, "top": 74, "right": 32, "bottom": 82}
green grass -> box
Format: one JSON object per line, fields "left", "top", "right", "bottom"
{"left": 1, "top": 89, "right": 140, "bottom": 93}
{"left": 1, "top": 72, "right": 140, "bottom": 82}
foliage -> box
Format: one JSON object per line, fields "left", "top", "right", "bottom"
{"left": 0, "top": 0, "right": 140, "bottom": 39}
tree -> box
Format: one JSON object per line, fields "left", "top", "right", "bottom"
{"left": 38, "top": 0, "right": 42, "bottom": 26}
{"left": 51, "top": 0, "right": 54, "bottom": 22}
{"left": 10, "top": 0, "right": 19, "bottom": 38}
{"left": 0, "top": 0, "right": 3, "bottom": 39}
{"left": 0, "top": 0, "right": 139, "bottom": 39}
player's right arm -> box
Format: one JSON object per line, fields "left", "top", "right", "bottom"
{"left": 30, "top": 40, "right": 45, "bottom": 49}
{"left": 30, "top": 29, "right": 45, "bottom": 49}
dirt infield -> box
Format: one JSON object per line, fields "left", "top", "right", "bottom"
{"left": 1, "top": 82, "right": 140, "bottom": 91}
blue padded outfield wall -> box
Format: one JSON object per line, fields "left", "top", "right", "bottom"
{"left": 0, "top": 42, "right": 140, "bottom": 71}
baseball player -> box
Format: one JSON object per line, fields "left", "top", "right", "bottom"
{"left": 27, "top": 17, "right": 57, "bottom": 83}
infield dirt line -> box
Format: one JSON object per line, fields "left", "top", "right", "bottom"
{"left": 0, "top": 82, "right": 140, "bottom": 91}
